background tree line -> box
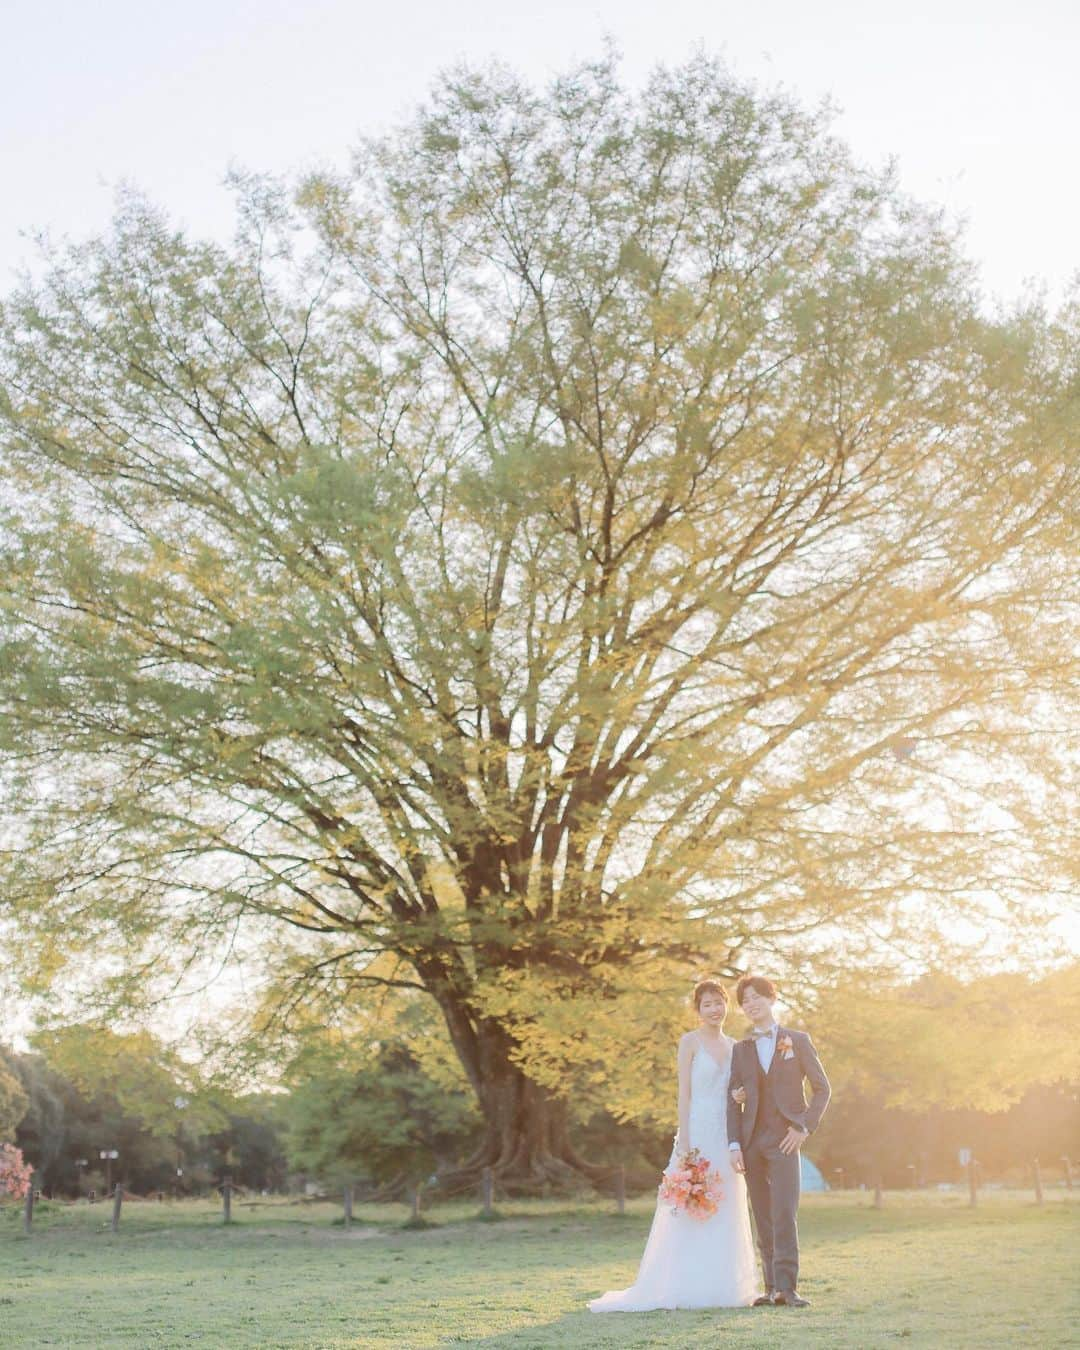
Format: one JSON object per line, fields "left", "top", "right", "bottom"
{"left": 0, "top": 1033, "right": 286, "bottom": 1197}
{"left": 4, "top": 961, "right": 1077, "bottom": 1197}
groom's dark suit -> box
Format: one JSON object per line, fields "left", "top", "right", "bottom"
{"left": 727, "top": 1026, "right": 830, "bottom": 1296}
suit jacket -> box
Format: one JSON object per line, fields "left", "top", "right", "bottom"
{"left": 726, "top": 1026, "right": 831, "bottom": 1148}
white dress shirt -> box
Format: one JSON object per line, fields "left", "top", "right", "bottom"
{"left": 754, "top": 1022, "right": 778, "bottom": 1074}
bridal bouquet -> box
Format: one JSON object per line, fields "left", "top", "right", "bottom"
{"left": 659, "top": 1147, "right": 723, "bottom": 1219}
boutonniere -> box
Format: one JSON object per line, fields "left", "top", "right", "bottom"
{"left": 778, "top": 1034, "right": 795, "bottom": 1060}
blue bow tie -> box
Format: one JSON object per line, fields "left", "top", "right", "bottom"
{"left": 751, "top": 1027, "right": 776, "bottom": 1039}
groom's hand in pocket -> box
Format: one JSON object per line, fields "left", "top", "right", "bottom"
{"left": 778, "top": 1126, "right": 807, "bottom": 1156}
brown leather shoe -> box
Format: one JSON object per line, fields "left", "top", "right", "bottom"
{"left": 752, "top": 1292, "right": 776, "bottom": 1306}
{"left": 774, "top": 1291, "right": 810, "bottom": 1307}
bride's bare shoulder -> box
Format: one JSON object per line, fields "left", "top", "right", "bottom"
{"left": 678, "top": 1030, "right": 699, "bottom": 1051}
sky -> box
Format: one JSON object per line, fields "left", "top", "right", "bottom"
{"left": 1, "top": 0, "right": 1078, "bottom": 308}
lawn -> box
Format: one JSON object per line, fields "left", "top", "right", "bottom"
{"left": 1, "top": 1189, "right": 1075, "bottom": 1348}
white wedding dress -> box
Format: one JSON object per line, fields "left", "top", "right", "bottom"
{"left": 589, "top": 1038, "right": 761, "bottom": 1311}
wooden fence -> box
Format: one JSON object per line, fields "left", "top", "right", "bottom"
{"left": 13, "top": 1154, "right": 1073, "bottom": 1235}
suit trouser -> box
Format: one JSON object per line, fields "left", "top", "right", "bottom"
{"left": 745, "top": 1136, "right": 802, "bottom": 1293}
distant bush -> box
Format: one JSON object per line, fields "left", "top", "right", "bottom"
{"left": 0, "top": 1142, "right": 32, "bottom": 1200}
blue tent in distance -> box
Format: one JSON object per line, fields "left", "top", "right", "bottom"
{"left": 801, "top": 1155, "right": 827, "bottom": 1191}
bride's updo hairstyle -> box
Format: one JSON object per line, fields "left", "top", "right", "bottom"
{"left": 691, "top": 979, "right": 728, "bottom": 1012}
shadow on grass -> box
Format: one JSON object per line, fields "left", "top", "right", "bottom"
{"left": 443, "top": 1305, "right": 760, "bottom": 1347}
{"left": 444, "top": 1203, "right": 642, "bottom": 1227}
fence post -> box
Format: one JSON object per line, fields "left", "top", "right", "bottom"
{"left": 22, "top": 1186, "right": 33, "bottom": 1235}
{"left": 481, "top": 1166, "right": 494, "bottom": 1217}
{"left": 1033, "top": 1158, "right": 1044, "bottom": 1206}
{"left": 411, "top": 1180, "right": 423, "bottom": 1222}
{"left": 343, "top": 1182, "right": 353, "bottom": 1228}
{"left": 111, "top": 1184, "right": 124, "bottom": 1233}
{"left": 614, "top": 1164, "right": 626, "bottom": 1216}
{"left": 1062, "top": 1156, "right": 1073, "bottom": 1191}
{"left": 967, "top": 1158, "right": 978, "bottom": 1207}
{"left": 873, "top": 1176, "right": 884, "bottom": 1209}
{"left": 222, "top": 1175, "right": 233, "bottom": 1225}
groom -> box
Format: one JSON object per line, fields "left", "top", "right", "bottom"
{"left": 727, "top": 975, "right": 831, "bottom": 1308}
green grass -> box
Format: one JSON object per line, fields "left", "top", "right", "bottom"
{"left": 1, "top": 1190, "right": 1076, "bottom": 1347}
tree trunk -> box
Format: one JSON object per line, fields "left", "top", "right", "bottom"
{"left": 437, "top": 1022, "right": 608, "bottom": 1195}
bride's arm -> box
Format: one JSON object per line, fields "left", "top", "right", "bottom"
{"left": 676, "top": 1033, "right": 695, "bottom": 1154}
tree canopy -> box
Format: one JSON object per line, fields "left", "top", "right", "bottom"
{"left": 32, "top": 1026, "right": 226, "bottom": 1140}
{"left": 1, "top": 55, "right": 1077, "bottom": 1180}
{"left": 283, "top": 1039, "right": 480, "bottom": 1192}
{"left": 809, "top": 962, "right": 1080, "bottom": 1113}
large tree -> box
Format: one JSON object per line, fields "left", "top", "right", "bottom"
{"left": 0, "top": 57, "right": 1077, "bottom": 1185}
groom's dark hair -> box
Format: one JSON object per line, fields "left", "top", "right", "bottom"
{"left": 736, "top": 975, "right": 777, "bottom": 1005}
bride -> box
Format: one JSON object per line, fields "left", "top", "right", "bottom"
{"left": 589, "top": 979, "right": 761, "bottom": 1311}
